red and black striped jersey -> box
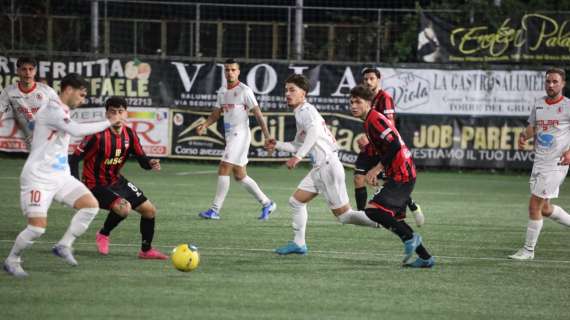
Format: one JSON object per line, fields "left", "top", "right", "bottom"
{"left": 364, "top": 109, "right": 416, "bottom": 183}
{"left": 371, "top": 90, "right": 395, "bottom": 123}
{"left": 69, "top": 126, "right": 151, "bottom": 189}
{"left": 364, "top": 90, "right": 396, "bottom": 156}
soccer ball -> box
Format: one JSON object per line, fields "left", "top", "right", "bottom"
{"left": 171, "top": 244, "right": 200, "bottom": 272}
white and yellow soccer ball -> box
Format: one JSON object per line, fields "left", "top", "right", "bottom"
{"left": 171, "top": 244, "right": 200, "bottom": 272}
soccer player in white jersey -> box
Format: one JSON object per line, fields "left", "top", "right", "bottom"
{"left": 3, "top": 73, "right": 120, "bottom": 277}
{"left": 510, "top": 68, "right": 570, "bottom": 260}
{"left": 265, "top": 74, "right": 379, "bottom": 255}
{"left": 0, "top": 57, "right": 59, "bottom": 149}
{"left": 196, "top": 59, "right": 276, "bottom": 220}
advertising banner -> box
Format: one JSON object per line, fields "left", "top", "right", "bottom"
{"left": 0, "top": 106, "right": 170, "bottom": 157}
{"left": 418, "top": 12, "right": 570, "bottom": 64}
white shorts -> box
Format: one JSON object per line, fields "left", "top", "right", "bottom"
{"left": 297, "top": 158, "right": 349, "bottom": 210}
{"left": 20, "top": 174, "right": 91, "bottom": 217}
{"left": 222, "top": 129, "right": 251, "bottom": 166}
{"left": 529, "top": 167, "right": 568, "bottom": 199}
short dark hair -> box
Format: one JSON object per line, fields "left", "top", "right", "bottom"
{"left": 105, "top": 96, "right": 128, "bottom": 111}
{"left": 546, "top": 68, "right": 566, "bottom": 81}
{"left": 16, "top": 56, "right": 37, "bottom": 68}
{"left": 361, "top": 67, "right": 381, "bottom": 79}
{"left": 224, "top": 58, "right": 239, "bottom": 67}
{"left": 285, "top": 74, "right": 310, "bottom": 93}
{"left": 350, "top": 84, "right": 374, "bottom": 101}
{"left": 61, "top": 73, "right": 88, "bottom": 91}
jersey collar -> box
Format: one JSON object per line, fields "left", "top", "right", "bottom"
{"left": 18, "top": 82, "right": 37, "bottom": 94}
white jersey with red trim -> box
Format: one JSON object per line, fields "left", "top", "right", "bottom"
{"left": 0, "top": 82, "right": 59, "bottom": 139}
{"left": 21, "top": 98, "right": 111, "bottom": 185}
{"left": 528, "top": 96, "right": 570, "bottom": 170}
{"left": 215, "top": 82, "right": 257, "bottom": 136}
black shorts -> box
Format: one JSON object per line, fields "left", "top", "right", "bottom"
{"left": 369, "top": 179, "right": 415, "bottom": 220}
{"left": 354, "top": 151, "right": 382, "bottom": 176}
{"left": 91, "top": 178, "right": 148, "bottom": 210}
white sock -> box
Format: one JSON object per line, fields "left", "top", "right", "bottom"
{"left": 337, "top": 209, "right": 379, "bottom": 228}
{"left": 57, "top": 207, "right": 98, "bottom": 247}
{"left": 289, "top": 196, "right": 307, "bottom": 246}
{"left": 7, "top": 225, "right": 45, "bottom": 261}
{"left": 549, "top": 205, "right": 570, "bottom": 227}
{"left": 523, "top": 219, "right": 543, "bottom": 252}
{"left": 211, "top": 176, "right": 230, "bottom": 212}
{"left": 239, "top": 176, "right": 270, "bottom": 206}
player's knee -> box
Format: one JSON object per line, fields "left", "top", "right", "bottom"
{"left": 289, "top": 196, "right": 305, "bottom": 209}
{"left": 140, "top": 203, "right": 157, "bottom": 219}
{"left": 78, "top": 194, "right": 99, "bottom": 209}
{"left": 112, "top": 198, "right": 131, "bottom": 217}
{"left": 354, "top": 174, "right": 366, "bottom": 187}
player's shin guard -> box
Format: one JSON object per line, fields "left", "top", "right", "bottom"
{"left": 549, "top": 205, "right": 570, "bottom": 227}
{"left": 289, "top": 196, "right": 308, "bottom": 246}
{"left": 337, "top": 209, "right": 379, "bottom": 228}
{"left": 211, "top": 176, "right": 230, "bottom": 212}
{"left": 7, "top": 225, "right": 45, "bottom": 260}
{"left": 239, "top": 176, "right": 270, "bottom": 205}
{"left": 365, "top": 207, "right": 413, "bottom": 242}
{"left": 354, "top": 187, "right": 368, "bottom": 211}
{"left": 58, "top": 207, "right": 99, "bottom": 247}
{"left": 140, "top": 217, "right": 155, "bottom": 252}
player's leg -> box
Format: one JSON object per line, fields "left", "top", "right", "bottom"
{"left": 541, "top": 171, "right": 570, "bottom": 226}
{"left": 320, "top": 159, "right": 378, "bottom": 228}
{"left": 53, "top": 177, "right": 100, "bottom": 266}
{"left": 510, "top": 170, "right": 562, "bottom": 260}
{"left": 199, "top": 161, "right": 232, "bottom": 219}
{"left": 234, "top": 165, "right": 276, "bottom": 220}
{"left": 353, "top": 151, "right": 371, "bottom": 211}
{"left": 399, "top": 220, "right": 434, "bottom": 268}
{"left": 4, "top": 183, "right": 53, "bottom": 277}
{"left": 275, "top": 172, "right": 318, "bottom": 255}
{"left": 406, "top": 197, "right": 425, "bottom": 227}
{"left": 135, "top": 200, "right": 168, "bottom": 260}
{"left": 94, "top": 185, "right": 132, "bottom": 255}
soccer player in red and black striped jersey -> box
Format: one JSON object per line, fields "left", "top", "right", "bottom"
{"left": 353, "top": 68, "right": 424, "bottom": 227}
{"left": 350, "top": 85, "right": 434, "bottom": 268}
{"left": 69, "top": 96, "right": 167, "bottom": 260}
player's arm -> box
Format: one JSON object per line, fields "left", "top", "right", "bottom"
{"left": 383, "top": 94, "right": 396, "bottom": 124}
{"left": 196, "top": 108, "right": 222, "bottom": 135}
{"left": 518, "top": 124, "right": 534, "bottom": 149}
{"left": 69, "top": 134, "right": 97, "bottom": 179}
{"left": 251, "top": 105, "right": 271, "bottom": 140}
{"left": 47, "top": 102, "right": 112, "bottom": 136}
{"left": 0, "top": 89, "right": 9, "bottom": 121}
{"left": 127, "top": 128, "right": 154, "bottom": 170}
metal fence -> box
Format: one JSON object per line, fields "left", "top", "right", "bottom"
{"left": 0, "top": 0, "right": 461, "bottom": 64}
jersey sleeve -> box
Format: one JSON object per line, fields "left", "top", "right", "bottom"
{"left": 382, "top": 94, "right": 396, "bottom": 121}
{"left": 46, "top": 100, "right": 111, "bottom": 136}
{"left": 243, "top": 87, "right": 259, "bottom": 110}
{"left": 214, "top": 90, "right": 223, "bottom": 109}
{"left": 69, "top": 134, "right": 98, "bottom": 179}
{"left": 528, "top": 103, "right": 536, "bottom": 126}
{"left": 127, "top": 127, "right": 152, "bottom": 170}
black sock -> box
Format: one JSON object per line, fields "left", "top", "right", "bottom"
{"left": 100, "top": 211, "right": 125, "bottom": 236}
{"left": 365, "top": 208, "right": 413, "bottom": 242}
{"left": 400, "top": 221, "right": 431, "bottom": 259}
{"left": 140, "top": 217, "right": 155, "bottom": 252}
{"left": 407, "top": 198, "right": 418, "bottom": 211}
{"left": 355, "top": 187, "right": 368, "bottom": 211}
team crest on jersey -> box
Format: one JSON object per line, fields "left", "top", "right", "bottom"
{"left": 558, "top": 106, "right": 563, "bottom": 113}
{"left": 36, "top": 93, "right": 43, "bottom": 100}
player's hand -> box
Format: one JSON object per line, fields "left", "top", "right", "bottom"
{"left": 366, "top": 165, "right": 383, "bottom": 186}
{"left": 149, "top": 159, "right": 161, "bottom": 171}
{"left": 286, "top": 156, "right": 301, "bottom": 170}
{"left": 559, "top": 150, "right": 570, "bottom": 166}
{"left": 264, "top": 138, "right": 276, "bottom": 154}
{"left": 196, "top": 123, "right": 207, "bottom": 135}
{"left": 518, "top": 133, "right": 528, "bottom": 149}
{"left": 357, "top": 136, "right": 369, "bottom": 149}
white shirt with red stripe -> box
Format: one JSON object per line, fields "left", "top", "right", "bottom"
{"left": 529, "top": 96, "right": 570, "bottom": 171}
{"left": 21, "top": 98, "right": 111, "bottom": 185}
{"left": 0, "top": 82, "right": 59, "bottom": 139}
{"left": 215, "top": 82, "right": 258, "bottom": 136}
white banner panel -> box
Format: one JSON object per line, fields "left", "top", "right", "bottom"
{"left": 0, "top": 107, "right": 170, "bottom": 157}
{"left": 380, "top": 68, "right": 545, "bottom": 116}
